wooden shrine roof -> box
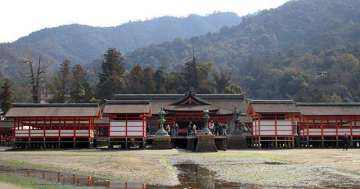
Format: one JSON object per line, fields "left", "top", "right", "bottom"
{"left": 113, "top": 93, "right": 245, "bottom": 114}
{"left": 103, "top": 100, "right": 150, "bottom": 114}
{"left": 6, "top": 103, "right": 100, "bottom": 118}
{"left": 164, "top": 105, "right": 219, "bottom": 112}
{"left": 249, "top": 100, "right": 299, "bottom": 113}
{"left": 296, "top": 103, "right": 360, "bottom": 116}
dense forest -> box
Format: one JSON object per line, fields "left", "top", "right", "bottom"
{"left": 2, "top": 0, "right": 360, "bottom": 113}
{"left": 0, "top": 12, "right": 241, "bottom": 80}
{"left": 125, "top": 0, "right": 360, "bottom": 102}
{"left": 0, "top": 48, "right": 242, "bottom": 113}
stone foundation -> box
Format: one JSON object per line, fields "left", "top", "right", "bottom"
{"left": 152, "top": 136, "right": 172, "bottom": 149}
{"left": 215, "top": 138, "right": 227, "bottom": 150}
{"left": 227, "top": 135, "right": 248, "bottom": 149}
{"left": 195, "top": 135, "right": 217, "bottom": 152}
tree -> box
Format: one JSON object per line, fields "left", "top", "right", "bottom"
{"left": 224, "top": 84, "right": 242, "bottom": 94}
{"left": 182, "top": 53, "right": 199, "bottom": 91}
{"left": 70, "top": 64, "right": 94, "bottom": 102}
{"left": 24, "top": 56, "right": 46, "bottom": 103}
{"left": 165, "top": 71, "right": 185, "bottom": 93}
{"left": 49, "top": 59, "right": 72, "bottom": 102}
{"left": 154, "top": 67, "right": 167, "bottom": 93}
{"left": 127, "top": 64, "right": 144, "bottom": 93}
{"left": 96, "top": 48, "right": 125, "bottom": 99}
{"left": 213, "top": 69, "right": 231, "bottom": 93}
{"left": 197, "top": 62, "right": 213, "bottom": 93}
{"left": 143, "top": 67, "right": 156, "bottom": 93}
{"left": 0, "top": 79, "right": 12, "bottom": 113}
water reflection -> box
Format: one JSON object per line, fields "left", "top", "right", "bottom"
{"left": 0, "top": 164, "right": 358, "bottom": 189}
{"left": 0, "top": 164, "right": 246, "bottom": 189}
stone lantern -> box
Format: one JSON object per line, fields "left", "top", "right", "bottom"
{"left": 153, "top": 108, "right": 172, "bottom": 149}
{"left": 155, "top": 108, "right": 169, "bottom": 136}
{"left": 202, "top": 109, "right": 212, "bottom": 135}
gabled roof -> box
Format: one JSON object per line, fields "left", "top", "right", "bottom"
{"left": 296, "top": 103, "right": 360, "bottom": 116}
{"left": 170, "top": 91, "right": 210, "bottom": 106}
{"left": 164, "top": 105, "right": 219, "bottom": 112}
{"left": 6, "top": 103, "right": 100, "bottom": 118}
{"left": 113, "top": 94, "right": 245, "bottom": 101}
{"left": 103, "top": 100, "right": 150, "bottom": 114}
{"left": 113, "top": 93, "right": 245, "bottom": 113}
{"left": 249, "top": 100, "right": 299, "bottom": 113}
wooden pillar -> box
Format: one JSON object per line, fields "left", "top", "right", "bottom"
{"left": 72, "top": 119, "right": 76, "bottom": 149}
{"left": 88, "top": 118, "right": 91, "bottom": 148}
{"left": 41, "top": 119, "right": 46, "bottom": 149}
{"left": 27, "top": 120, "right": 31, "bottom": 149}
{"left": 275, "top": 114, "right": 278, "bottom": 149}
{"left": 350, "top": 118, "right": 354, "bottom": 147}
{"left": 291, "top": 114, "right": 295, "bottom": 148}
{"left": 12, "top": 118, "right": 16, "bottom": 148}
{"left": 336, "top": 119, "right": 339, "bottom": 148}
{"left": 307, "top": 121, "right": 310, "bottom": 147}
{"left": 257, "top": 115, "right": 261, "bottom": 148}
{"left": 320, "top": 120, "right": 324, "bottom": 148}
{"left": 125, "top": 113, "right": 128, "bottom": 149}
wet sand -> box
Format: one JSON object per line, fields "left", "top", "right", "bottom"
{"left": 0, "top": 182, "right": 24, "bottom": 189}
{"left": 0, "top": 149, "right": 359, "bottom": 187}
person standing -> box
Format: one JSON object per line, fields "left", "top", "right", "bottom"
{"left": 209, "top": 120, "right": 215, "bottom": 134}
{"left": 192, "top": 124, "right": 197, "bottom": 136}
{"left": 188, "top": 121, "right": 193, "bottom": 136}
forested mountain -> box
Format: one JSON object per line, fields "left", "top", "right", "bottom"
{"left": 0, "top": 12, "right": 241, "bottom": 78}
{"left": 2, "top": 0, "right": 360, "bottom": 105}
{"left": 125, "top": 0, "right": 360, "bottom": 102}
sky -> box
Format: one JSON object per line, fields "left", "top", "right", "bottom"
{"left": 0, "top": 0, "right": 289, "bottom": 43}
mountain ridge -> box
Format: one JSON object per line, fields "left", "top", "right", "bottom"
{"left": 0, "top": 12, "right": 241, "bottom": 79}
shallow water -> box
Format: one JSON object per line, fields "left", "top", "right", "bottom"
{"left": 0, "top": 164, "right": 250, "bottom": 189}
{"left": 0, "top": 164, "right": 359, "bottom": 189}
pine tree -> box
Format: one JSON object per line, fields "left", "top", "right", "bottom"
{"left": 154, "top": 67, "right": 167, "bottom": 94}
{"left": 49, "top": 59, "right": 72, "bottom": 102}
{"left": 0, "top": 79, "right": 12, "bottom": 113}
{"left": 127, "top": 64, "right": 144, "bottom": 93}
{"left": 143, "top": 67, "right": 156, "bottom": 93}
{"left": 96, "top": 48, "right": 125, "bottom": 99}
{"left": 70, "top": 64, "right": 94, "bottom": 102}
{"left": 183, "top": 54, "right": 199, "bottom": 91}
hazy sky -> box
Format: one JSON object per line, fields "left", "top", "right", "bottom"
{"left": 0, "top": 0, "right": 289, "bottom": 43}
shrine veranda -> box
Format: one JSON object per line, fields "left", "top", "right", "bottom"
{"left": 1, "top": 92, "right": 360, "bottom": 149}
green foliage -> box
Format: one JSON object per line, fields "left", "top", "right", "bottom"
{"left": 49, "top": 62, "right": 94, "bottom": 103}
{"left": 96, "top": 48, "right": 125, "bottom": 99}
{"left": 182, "top": 55, "right": 199, "bottom": 91}
{"left": 0, "top": 12, "right": 241, "bottom": 71}
{"left": 70, "top": 64, "right": 94, "bottom": 102}
{"left": 124, "top": 0, "right": 360, "bottom": 102}
{"left": 126, "top": 64, "right": 145, "bottom": 93}
{"left": 213, "top": 70, "right": 231, "bottom": 94}
{"left": 143, "top": 67, "right": 156, "bottom": 93}
{"left": 0, "top": 79, "right": 12, "bottom": 113}
{"left": 49, "top": 59, "right": 71, "bottom": 102}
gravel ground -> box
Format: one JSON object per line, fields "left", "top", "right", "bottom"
{"left": 0, "top": 149, "right": 359, "bottom": 187}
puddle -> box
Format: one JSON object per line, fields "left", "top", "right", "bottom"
{"left": 0, "top": 164, "right": 359, "bottom": 189}
{"left": 0, "top": 164, "right": 250, "bottom": 189}
{"left": 167, "top": 163, "right": 250, "bottom": 189}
